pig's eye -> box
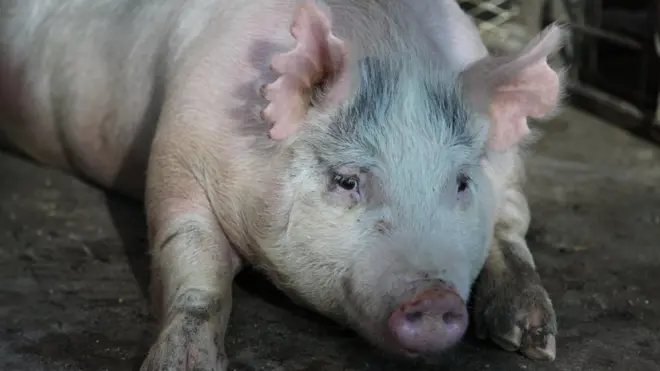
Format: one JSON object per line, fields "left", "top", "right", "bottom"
{"left": 457, "top": 173, "right": 470, "bottom": 193}
{"left": 334, "top": 174, "right": 359, "bottom": 191}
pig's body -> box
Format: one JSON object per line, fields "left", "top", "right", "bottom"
{"left": 0, "top": 0, "right": 563, "bottom": 370}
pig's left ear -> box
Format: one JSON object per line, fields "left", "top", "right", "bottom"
{"left": 260, "top": 1, "right": 349, "bottom": 141}
{"left": 461, "top": 24, "right": 565, "bottom": 151}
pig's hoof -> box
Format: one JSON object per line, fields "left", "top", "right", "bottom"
{"left": 472, "top": 278, "right": 557, "bottom": 361}
{"left": 139, "top": 314, "right": 228, "bottom": 371}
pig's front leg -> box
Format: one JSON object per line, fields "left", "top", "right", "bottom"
{"left": 139, "top": 173, "right": 243, "bottom": 371}
{"left": 472, "top": 181, "right": 557, "bottom": 361}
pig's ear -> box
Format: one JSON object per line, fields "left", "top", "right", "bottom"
{"left": 461, "top": 24, "right": 564, "bottom": 151}
{"left": 260, "top": 1, "right": 348, "bottom": 141}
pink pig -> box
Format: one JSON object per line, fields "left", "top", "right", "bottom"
{"left": 0, "top": 0, "right": 564, "bottom": 369}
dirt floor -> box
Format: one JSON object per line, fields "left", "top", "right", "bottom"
{"left": 1, "top": 106, "right": 660, "bottom": 371}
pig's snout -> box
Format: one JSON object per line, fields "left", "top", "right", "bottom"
{"left": 388, "top": 285, "right": 468, "bottom": 354}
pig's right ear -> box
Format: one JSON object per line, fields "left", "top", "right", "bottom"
{"left": 460, "top": 24, "right": 564, "bottom": 151}
{"left": 260, "top": 1, "right": 349, "bottom": 141}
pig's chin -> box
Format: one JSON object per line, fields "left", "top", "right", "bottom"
{"left": 354, "top": 320, "right": 462, "bottom": 360}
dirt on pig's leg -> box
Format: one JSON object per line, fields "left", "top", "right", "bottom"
{"left": 472, "top": 179, "right": 557, "bottom": 361}
{"left": 140, "top": 178, "right": 243, "bottom": 371}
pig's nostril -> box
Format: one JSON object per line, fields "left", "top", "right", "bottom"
{"left": 405, "top": 310, "right": 424, "bottom": 323}
{"left": 443, "top": 311, "right": 463, "bottom": 324}
{"left": 442, "top": 311, "right": 465, "bottom": 332}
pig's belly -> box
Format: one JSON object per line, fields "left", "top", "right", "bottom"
{"left": 0, "top": 117, "right": 154, "bottom": 200}
{"left": 0, "top": 62, "right": 157, "bottom": 200}
{"left": 0, "top": 0, "right": 208, "bottom": 200}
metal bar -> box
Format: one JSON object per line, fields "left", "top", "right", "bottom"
{"left": 655, "top": 0, "right": 660, "bottom": 129}
{"left": 568, "top": 23, "right": 644, "bottom": 49}
{"left": 641, "top": 0, "right": 660, "bottom": 124}
{"left": 568, "top": 81, "right": 660, "bottom": 146}
{"left": 584, "top": 0, "right": 601, "bottom": 81}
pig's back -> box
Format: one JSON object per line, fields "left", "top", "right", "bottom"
{"left": 0, "top": 0, "right": 450, "bottom": 199}
{"left": 0, "top": 0, "right": 228, "bottom": 197}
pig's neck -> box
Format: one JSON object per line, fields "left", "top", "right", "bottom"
{"left": 207, "top": 139, "right": 294, "bottom": 265}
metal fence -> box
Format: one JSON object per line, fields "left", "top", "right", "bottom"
{"left": 457, "top": 0, "right": 531, "bottom": 52}
{"left": 458, "top": 0, "right": 660, "bottom": 145}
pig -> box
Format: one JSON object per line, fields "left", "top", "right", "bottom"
{"left": 0, "top": 0, "right": 565, "bottom": 369}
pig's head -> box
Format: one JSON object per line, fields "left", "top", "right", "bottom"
{"left": 258, "top": 1, "right": 563, "bottom": 357}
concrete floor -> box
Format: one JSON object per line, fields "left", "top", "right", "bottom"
{"left": 1, "top": 106, "right": 659, "bottom": 371}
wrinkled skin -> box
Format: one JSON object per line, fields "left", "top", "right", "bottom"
{"left": 0, "top": 0, "right": 563, "bottom": 369}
